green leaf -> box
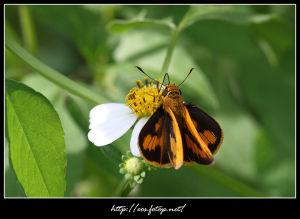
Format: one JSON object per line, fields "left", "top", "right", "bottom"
{"left": 179, "top": 5, "right": 276, "bottom": 31}
{"left": 22, "top": 74, "right": 90, "bottom": 197}
{"left": 191, "top": 165, "right": 264, "bottom": 197}
{"left": 140, "top": 165, "right": 263, "bottom": 197}
{"left": 107, "top": 18, "right": 175, "bottom": 34}
{"left": 5, "top": 78, "right": 66, "bottom": 197}
{"left": 5, "top": 138, "right": 26, "bottom": 197}
{"left": 214, "top": 111, "right": 259, "bottom": 181}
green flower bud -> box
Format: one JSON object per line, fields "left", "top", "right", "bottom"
{"left": 125, "top": 157, "right": 144, "bottom": 176}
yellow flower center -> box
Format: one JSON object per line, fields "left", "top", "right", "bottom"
{"left": 126, "top": 77, "right": 163, "bottom": 117}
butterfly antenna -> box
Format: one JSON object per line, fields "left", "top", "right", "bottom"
{"left": 136, "top": 66, "right": 168, "bottom": 92}
{"left": 158, "top": 72, "right": 170, "bottom": 91}
{"left": 162, "top": 73, "right": 170, "bottom": 85}
{"left": 178, "top": 68, "right": 195, "bottom": 87}
{"left": 135, "top": 66, "right": 157, "bottom": 81}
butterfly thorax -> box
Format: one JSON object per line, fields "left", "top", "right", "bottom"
{"left": 162, "top": 84, "right": 185, "bottom": 120}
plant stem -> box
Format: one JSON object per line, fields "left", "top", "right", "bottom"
{"left": 18, "top": 5, "right": 37, "bottom": 55}
{"left": 160, "top": 28, "right": 181, "bottom": 76}
{"left": 113, "top": 177, "right": 132, "bottom": 197}
{"left": 159, "top": 6, "right": 192, "bottom": 77}
{"left": 5, "top": 33, "right": 107, "bottom": 105}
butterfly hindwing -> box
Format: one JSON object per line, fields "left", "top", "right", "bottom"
{"left": 138, "top": 107, "right": 172, "bottom": 167}
{"left": 184, "top": 104, "right": 223, "bottom": 155}
{"left": 180, "top": 105, "right": 216, "bottom": 165}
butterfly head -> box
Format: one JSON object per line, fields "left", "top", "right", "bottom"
{"left": 162, "top": 84, "right": 182, "bottom": 98}
{"left": 160, "top": 68, "right": 195, "bottom": 98}
{"left": 135, "top": 66, "right": 194, "bottom": 99}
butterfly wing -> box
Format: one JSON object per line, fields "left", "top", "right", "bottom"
{"left": 138, "top": 103, "right": 221, "bottom": 168}
{"left": 180, "top": 105, "right": 217, "bottom": 165}
{"left": 164, "top": 107, "right": 184, "bottom": 169}
{"left": 185, "top": 104, "right": 223, "bottom": 155}
{"left": 138, "top": 107, "right": 172, "bottom": 168}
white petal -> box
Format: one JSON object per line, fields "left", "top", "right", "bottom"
{"left": 88, "top": 103, "right": 138, "bottom": 146}
{"left": 130, "top": 117, "right": 150, "bottom": 157}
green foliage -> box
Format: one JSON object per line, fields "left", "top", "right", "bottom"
{"left": 5, "top": 5, "right": 295, "bottom": 197}
{"left": 107, "top": 17, "right": 175, "bottom": 33}
{"left": 5, "top": 79, "right": 66, "bottom": 197}
{"left": 178, "top": 5, "right": 276, "bottom": 29}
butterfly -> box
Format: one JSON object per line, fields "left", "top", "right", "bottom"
{"left": 136, "top": 66, "right": 223, "bottom": 169}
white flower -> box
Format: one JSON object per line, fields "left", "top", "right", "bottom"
{"left": 88, "top": 78, "right": 163, "bottom": 157}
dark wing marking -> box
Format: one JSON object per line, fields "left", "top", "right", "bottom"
{"left": 138, "top": 107, "right": 172, "bottom": 167}
{"left": 181, "top": 105, "right": 215, "bottom": 165}
{"left": 164, "top": 108, "right": 184, "bottom": 169}
{"left": 185, "top": 104, "right": 223, "bottom": 155}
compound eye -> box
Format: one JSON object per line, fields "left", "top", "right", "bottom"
{"left": 179, "top": 89, "right": 182, "bottom": 95}
{"left": 162, "top": 89, "right": 168, "bottom": 97}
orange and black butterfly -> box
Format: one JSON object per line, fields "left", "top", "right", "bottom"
{"left": 136, "top": 66, "right": 223, "bottom": 169}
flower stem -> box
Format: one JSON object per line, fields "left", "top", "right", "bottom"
{"left": 159, "top": 6, "right": 192, "bottom": 77}
{"left": 113, "top": 177, "right": 132, "bottom": 197}
{"left": 160, "top": 28, "right": 181, "bottom": 76}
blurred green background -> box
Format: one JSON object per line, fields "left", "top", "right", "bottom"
{"left": 5, "top": 5, "right": 295, "bottom": 197}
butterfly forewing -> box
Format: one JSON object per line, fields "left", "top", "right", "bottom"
{"left": 138, "top": 107, "right": 172, "bottom": 167}
{"left": 165, "top": 108, "right": 184, "bottom": 169}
